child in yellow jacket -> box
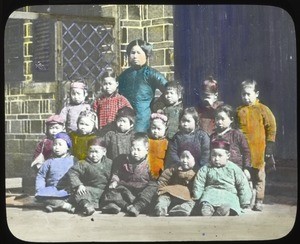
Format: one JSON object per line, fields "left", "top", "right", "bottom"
{"left": 236, "top": 79, "right": 277, "bottom": 211}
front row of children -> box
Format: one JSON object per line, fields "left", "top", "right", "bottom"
{"left": 35, "top": 130, "right": 252, "bottom": 217}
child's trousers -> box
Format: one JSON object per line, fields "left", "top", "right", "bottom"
{"left": 251, "top": 165, "right": 266, "bottom": 201}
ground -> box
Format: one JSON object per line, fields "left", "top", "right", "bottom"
{"left": 4, "top": 197, "right": 297, "bottom": 242}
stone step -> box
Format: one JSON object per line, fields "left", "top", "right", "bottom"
{"left": 265, "top": 181, "right": 297, "bottom": 198}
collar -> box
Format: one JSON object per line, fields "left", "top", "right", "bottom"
{"left": 216, "top": 127, "right": 231, "bottom": 136}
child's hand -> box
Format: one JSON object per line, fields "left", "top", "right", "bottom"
{"left": 265, "top": 154, "right": 276, "bottom": 172}
{"left": 77, "top": 185, "right": 87, "bottom": 195}
{"left": 243, "top": 169, "right": 251, "bottom": 180}
{"left": 109, "top": 181, "right": 117, "bottom": 189}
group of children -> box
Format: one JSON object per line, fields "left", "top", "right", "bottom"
{"left": 31, "top": 67, "right": 277, "bottom": 217}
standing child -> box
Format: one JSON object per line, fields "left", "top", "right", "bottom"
{"left": 152, "top": 81, "right": 183, "bottom": 139}
{"left": 196, "top": 76, "right": 224, "bottom": 135}
{"left": 31, "top": 114, "right": 65, "bottom": 171}
{"left": 67, "top": 138, "right": 113, "bottom": 216}
{"left": 236, "top": 79, "right": 277, "bottom": 211}
{"left": 101, "top": 133, "right": 157, "bottom": 216}
{"left": 69, "top": 109, "right": 98, "bottom": 161}
{"left": 102, "top": 106, "right": 136, "bottom": 160}
{"left": 153, "top": 149, "right": 197, "bottom": 216}
{"left": 35, "top": 132, "right": 76, "bottom": 213}
{"left": 148, "top": 113, "right": 169, "bottom": 179}
{"left": 93, "top": 70, "right": 132, "bottom": 129}
{"left": 165, "top": 107, "right": 210, "bottom": 170}
{"left": 60, "top": 81, "right": 91, "bottom": 133}
{"left": 192, "top": 139, "right": 252, "bottom": 216}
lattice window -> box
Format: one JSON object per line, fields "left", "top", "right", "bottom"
{"left": 62, "top": 21, "right": 116, "bottom": 103}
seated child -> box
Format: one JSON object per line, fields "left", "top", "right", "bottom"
{"left": 196, "top": 76, "right": 224, "bottom": 135}
{"left": 102, "top": 106, "right": 136, "bottom": 160}
{"left": 35, "top": 132, "right": 76, "bottom": 213}
{"left": 165, "top": 107, "right": 210, "bottom": 170}
{"left": 152, "top": 81, "right": 183, "bottom": 139}
{"left": 31, "top": 114, "right": 65, "bottom": 171}
{"left": 93, "top": 70, "right": 132, "bottom": 129}
{"left": 236, "top": 79, "right": 277, "bottom": 211}
{"left": 192, "top": 139, "right": 252, "bottom": 216}
{"left": 148, "top": 113, "right": 169, "bottom": 179}
{"left": 101, "top": 133, "right": 157, "bottom": 217}
{"left": 60, "top": 80, "right": 91, "bottom": 133}
{"left": 67, "top": 138, "right": 113, "bottom": 216}
{"left": 69, "top": 109, "right": 98, "bottom": 160}
{"left": 153, "top": 149, "right": 197, "bottom": 216}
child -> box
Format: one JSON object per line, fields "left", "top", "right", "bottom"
{"left": 153, "top": 149, "right": 197, "bottom": 216}
{"left": 60, "top": 81, "right": 91, "bottom": 133}
{"left": 165, "top": 107, "right": 210, "bottom": 170}
{"left": 236, "top": 79, "right": 277, "bottom": 211}
{"left": 148, "top": 113, "right": 169, "bottom": 179}
{"left": 152, "top": 81, "right": 183, "bottom": 139}
{"left": 69, "top": 109, "right": 98, "bottom": 161}
{"left": 192, "top": 139, "right": 252, "bottom": 216}
{"left": 93, "top": 70, "right": 132, "bottom": 129}
{"left": 211, "top": 104, "right": 251, "bottom": 171}
{"left": 196, "top": 76, "right": 224, "bottom": 135}
{"left": 67, "top": 138, "right": 113, "bottom": 216}
{"left": 35, "top": 132, "right": 76, "bottom": 213}
{"left": 31, "top": 114, "right": 65, "bottom": 171}
{"left": 102, "top": 106, "right": 136, "bottom": 160}
{"left": 101, "top": 133, "right": 157, "bottom": 217}
{"left": 118, "top": 39, "right": 168, "bottom": 133}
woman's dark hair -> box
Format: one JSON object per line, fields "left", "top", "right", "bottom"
{"left": 126, "top": 39, "right": 153, "bottom": 57}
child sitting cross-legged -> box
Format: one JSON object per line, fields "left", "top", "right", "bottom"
{"left": 192, "top": 139, "right": 252, "bottom": 216}
{"left": 35, "top": 132, "right": 76, "bottom": 213}
{"left": 153, "top": 147, "right": 198, "bottom": 217}
{"left": 66, "top": 138, "right": 113, "bottom": 216}
{"left": 101, "top": 133, "right": 157, "bottom": 217}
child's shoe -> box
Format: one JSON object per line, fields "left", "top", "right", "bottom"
{"left": 200, "top": 202, "right": 215, "bottom": 216}
{"left": 168, "top": 205, "right": 190, "bottom": 216}
{"left": 61, "top": 202, "right": 75, "bottom": 214}
{"left": 126, "top": 205, "right": 140, "bottom": 217}
{"left": 153, "top": 206, "right": 168, "bottom": 216}
{"left": 213, "top": 204, "right": 230, "bottom": 216}
{"left": 82, "top": 203, "right": 95, "bottom": 216}
{"left": 253, "top": 200, "right": 263, "bottom": 211}
{"left": 45, "top": 205, "right": 53, "bottom": 213}
{"left": 101, "top": 203, "right": 121, "bottom": 214}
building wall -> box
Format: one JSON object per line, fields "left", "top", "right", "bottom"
{"left": 5, "top": 4, "right": 174, "bottom": 193}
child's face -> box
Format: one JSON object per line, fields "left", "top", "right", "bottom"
{"left": 210, "top": 148, "right": 230, "bottom": 167}
{"left": 241, "top": 86, "right": 259, "bottom": 106}
{"left": 48, "top": 123, "right": 65, "bottom": 138}
{"left": 52, "top": 138, "right": 69, "bottom": 157}
{"left": 179, "top": 150, "right": 196, "bottom": 170}
{"left": 130, "top": 140, "right": 148, "bottom": 162}
{"left": 164, "top": 87, "right": 179, "bottom": 106}
{"left": 180, "top": 114, "right": 196, "bottom": 133}
{"left": 116, "top": 117, "right": 132, "bottom": 133}
{"left": 129, "top": 45, "right": 147, "bottom": 67}
{"left": 70, "top": 88, "right": 86, "bottom": 105}
{"left": 88, "top": 145, "right": 106, "bottom": 163}
{"left": 77, "top": 117, "right": 94, "bottom": 135}
{"left": 215, "top": 111, "right": 233, "bottom": 131}
{"left": 102, "top": 77, "right": 118, "bottom": 96}
{"left": 201, "top": 92, "right": 218, "bottom": 106}
{"left": 150, "top": 119, "right": 167, "bottom": 139}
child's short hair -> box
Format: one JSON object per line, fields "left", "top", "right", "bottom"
{"left": 115, "top": 107, "right": 136, "bottom": 125}
{"left": 70, "top": 80, "right": 87, "bottom": 91}
{"left": 77, "top": 109, "right": 98, "bottom": 130}
{"left": 211, "top": 138, "right": 230, "bottom": 151}
{"left": 179, "top": 107, "right": 199, "bottom": 128}
{"left": 102, "top": 69, "right": 117, "bottom": 80}
{"left": 215, "top": 104, "right": 236, "bottom": 126}
{"left": 87, "top": 137, "right": 106, "bottom": 148}
{"left": 202, "top": 76, "right": 218, "bottom": 94}
{"left": 240, "top": 79, "right": 259, "bottom": 92}
{"left": 165, "top": 81, "right": 183, "bottom": 98}
{"left": 131, "top": 132, "right": 149, "bottom": 147}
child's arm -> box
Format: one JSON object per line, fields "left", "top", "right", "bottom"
{"left": 192, "top": 166, "right": 207, "bottom": 200}
{"left": 59, "top": 106, "right": 68, "bottom": 122}
{"left": 67, "top": 162, "right": 86, "bottom": 191}
{"left": 261, "top": 105, "right": 277, "bottom": 149}
{"left": 164, "top": 136, "right": 181, "bottom": 168}
{"left": 157, "top": 168, "right": 174, "bottom": 188}
{"left": 199, "top": 132, "right": 211, "bottom": 168}
{"left": 234, "top": 168, "right": 252, "bottom": 208}
{"left": 237, "top": 130, "right": 252, "bottom": 170}
{"left": 35, "top": 160, "right": 51, "bottom": 193}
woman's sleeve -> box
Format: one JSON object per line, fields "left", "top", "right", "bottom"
{"left": 148, "top": 68, "right": 168, "bottom": 92}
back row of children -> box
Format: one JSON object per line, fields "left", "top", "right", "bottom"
{"left": 32, "top": 71, "right": 277, "bottom": 217}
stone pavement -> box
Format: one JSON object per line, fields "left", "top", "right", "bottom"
{"left": 5, "top": 200, "right": 297, "bottom": 242}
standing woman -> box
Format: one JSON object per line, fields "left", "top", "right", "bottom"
{"left": 118, "top": 39, "right": 168, "bottom": 132}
